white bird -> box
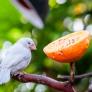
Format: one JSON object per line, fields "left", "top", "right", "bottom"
{"left": 0, "top": 37, "right": 36, "bottom": 84}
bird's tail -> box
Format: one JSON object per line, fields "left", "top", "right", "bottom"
{"left": 0, "top": 68, "right": 10, "bottom": 84}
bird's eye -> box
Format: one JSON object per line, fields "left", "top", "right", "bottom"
{"left": 28, "top": 42, "right": 31, "bottom": 44}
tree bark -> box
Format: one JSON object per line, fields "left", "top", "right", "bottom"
{"left": 11, "top": 72, "right": 75, "bottom": 92}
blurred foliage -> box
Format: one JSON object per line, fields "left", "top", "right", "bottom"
{"left": 0, "top": 0, "right": 92, "bottom": 92}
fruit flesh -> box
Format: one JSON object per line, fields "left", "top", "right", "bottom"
{"left": 43, "top": 31, "right": 90, "bottom": 63}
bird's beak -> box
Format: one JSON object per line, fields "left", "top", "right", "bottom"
{"left": 30, "top": 44, "right": 36, "bottom": 50}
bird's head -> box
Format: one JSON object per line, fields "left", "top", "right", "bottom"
{"left": 17, "top": 37, "right": 36, "bottom": 50}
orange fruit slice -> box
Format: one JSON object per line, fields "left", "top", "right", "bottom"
{"left": 43, "top": 31, "right": 90, "bottom": 63}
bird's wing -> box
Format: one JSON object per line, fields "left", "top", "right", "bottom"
{"left": 1, "top": 43, "right": 31, "bottom": 69}
{"left": 11, "top": 55, "right": 31, "bottom": 72}
{"left": 1, "top": 53, "right": 31, "bottom": 69}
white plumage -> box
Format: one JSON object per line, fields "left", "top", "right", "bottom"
{"left": 0, "top": 41, "right": 12, "bottom": 63}
{"left": 0, "top": 37, "right": 36, "bottom": 84}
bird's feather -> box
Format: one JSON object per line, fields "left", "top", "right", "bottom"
{"left": 0, "top": 37, "right": 35, "bottom": 84}
{"left": 1, "top": 43, "right": 31, "bottom": 70}
{"left": 0, "top": 68, "right": 10, "bottom": 84}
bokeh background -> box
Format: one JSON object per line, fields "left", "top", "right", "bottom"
{"left": 0, "top": 0, "right": 92, "bottom": 92}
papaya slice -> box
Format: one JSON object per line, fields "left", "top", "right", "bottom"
{"left": 43, "top": 31, "right": 90, "bottom": 63}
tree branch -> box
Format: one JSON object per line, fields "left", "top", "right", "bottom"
{"left": 11, "top": 72, "right": 75, "bottom": 92}
{"left": 57, "top": 72, "right": 92, "bottom": 80}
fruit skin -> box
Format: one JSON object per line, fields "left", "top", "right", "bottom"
{"left": 43, "top": 31, "right": 90, "bottom": 63}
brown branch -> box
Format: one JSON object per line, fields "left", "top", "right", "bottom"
{"left": 57, "top": 72, "right": 92, "bottom": 80}
{"left": 11, "top": 72, "right": 75, "bottom": 92}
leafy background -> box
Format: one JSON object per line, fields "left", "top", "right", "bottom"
{"left": 0, "top": 0, "right": 92, "bottom": 92}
